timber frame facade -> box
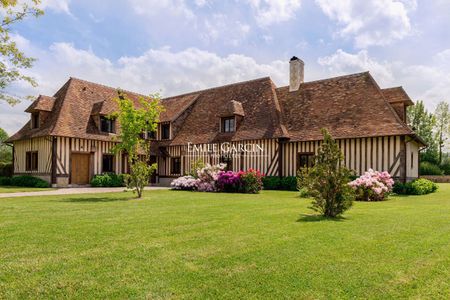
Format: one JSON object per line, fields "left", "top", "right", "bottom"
{"left": 7, "top": 57, "right": 425, "bottom": 186}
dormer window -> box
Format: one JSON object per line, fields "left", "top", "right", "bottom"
{"left": 221, "top": 117, "right": 235, "bottom": 133}
{"left": 100, "top": 116, "right": 115, "bottom": 133}
{"left": 31, "top": 113, "right": 39, "bottom": 129}
{"left": 161, "top": 123, "right": 170, "bottom": 140}
{"left": 147, "top": 130, "right": 156, "bottom": 140}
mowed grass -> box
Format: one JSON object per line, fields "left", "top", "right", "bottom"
{"left": 0, "top": 186, "right": 55, "bottom": 193}
{"left": 0, "top": 185, "right": 449, "bottom": 299}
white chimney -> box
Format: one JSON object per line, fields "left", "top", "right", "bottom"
{"left": 289, "top": 56, "right": 304, "bottom": 92}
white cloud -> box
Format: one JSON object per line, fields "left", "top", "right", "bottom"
{"left": 315, "top": 0, "right": 417, "bottom": 48}
{"left": 318, "top": 49, "right": 394, "bottom": 84}
{"left": 247, "top": 0, "right": 302, "bottom": 26}
{"left": 0, "top": 37, "right": 289, "bottom": 134}
{"left": 128, "top": 0, "right": 194, "bottom": 19}
{"left": 202, "top": 14, "right": 250, "bottom": 46}
{"left": 40, "top": 0, "right": 71, "bottom": 14}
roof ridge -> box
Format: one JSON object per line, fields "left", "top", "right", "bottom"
{"left": 69, "top": 77, "right": 149, "bottom": 99}
{"left": 381, "top": 86, "right": 403, "bottom": 91}
{"left": 161, "top": 76, "right": 272, "bottom": 100}
{"left": 276, "top": 71, "right": 370, "bottom": 90}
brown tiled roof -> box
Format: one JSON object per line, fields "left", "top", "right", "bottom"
{"left": 381, "top": 87, "right": 414, "bottom": 106}
{"left": 7, "top": 78, "right": 197, "bottom": 142}
{"left": 167, "top": 77, "right": 287, "bottom": 145}
{"left": 276, "top": 72, "right": 414, "bottom": 141}
{"left": 8, "top": 72, "right": 419, "bottom": 145}
{"left": 25, "top": 95, "right": 55, "bottom": 112}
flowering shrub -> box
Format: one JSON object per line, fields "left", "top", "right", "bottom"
{"left": 196, "top": 163, "right": 226, "bottom": 192}
{"left": 349, "top": 169, "right": 394, "bottom": 201}
{"left": 171, "top": 163, "right": 264, "bottom": 194}
{"left": 238, "top": 169, "right": 264, "bottom": 194}
{"left": 170, "top": 176, "right": 199, "bottom": 190}
{"left": 217, "top": 170, "right": 242, "bottom": 192}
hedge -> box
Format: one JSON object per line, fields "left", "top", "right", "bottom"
{"left": 0, "top": 175, "right": 50, "bottom": 188}
{"left": 420, "top": 161, "right": 443, "bottom": 176}
{"left": 262, "top": 176, "right": 297, "bottom": 191}
{"left": 90, "top": 173, "right": 125, "bottom": 187}
{"left": 393, "top": 178, "right": 438, "bottom": 195}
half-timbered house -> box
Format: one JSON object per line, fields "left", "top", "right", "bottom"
{"left": 7, "top": 57, "right": 425, "bottom": 186}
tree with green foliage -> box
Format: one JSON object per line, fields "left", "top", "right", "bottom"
{"left": 298, "top": 129, "right": 354, "bottom": 218}
{"left": 407, "top": 100, "right": 438, "bottom": 163}
{"left": 111, "top": 91, "right": 164, "bottom": 198}
{"left": 0, "top": 127, "right": 12, "bottom": 163}
{"left": 434, "top": 101, "right": 450, "bottom": 164}
{"left": 1, "top": 0, "right": 43, "bottom": 105}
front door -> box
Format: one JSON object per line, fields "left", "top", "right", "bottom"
{"left": 71, "top": 153, "right": 90, "bottom": 185}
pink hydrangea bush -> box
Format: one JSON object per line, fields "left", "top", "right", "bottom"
{"left": 170, "top": 176, "right": 199, "bottom": 190}
{"left": 196, "top": 163, "right": 226, "bottom": 192}
{"left": 349, "top": 169, "right": 394, "bottom": 201}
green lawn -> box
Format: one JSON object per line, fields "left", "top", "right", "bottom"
{"left": 0, "top": 186, "right": 55, "bottom": 193}
{"left": 1, "top": 185, "right": 449, "bottom": 299}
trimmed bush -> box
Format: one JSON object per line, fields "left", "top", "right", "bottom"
{"left": 281, "top": 176, "right": 297, "bottom": 191}
{"left": 90, "top": 173, "right": 125, "bottom": 187}
{"left": 262, "top": 176, "right": 297, "bottom": 191}
{"left": 10, "top": 175, "right": 50, "bottom": 188}
{"left": 420, "top": 161, "right": 443, "bottom": 175}
{"left": 393, "top": 178, "right": 438, "bottom": 195}
{"left": 0, "top": 176, "right": 12, "bottom": 186}
{"left": 409, "top": 178, "right": 438, "bottom": 195}
{"left": 262, "top": 176, "right": 281, "bottom": 190}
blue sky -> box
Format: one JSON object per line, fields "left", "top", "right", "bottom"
{"left": 1, "top": 0, "right": 450, "bottom": 135}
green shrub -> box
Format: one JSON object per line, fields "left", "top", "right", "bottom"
{"left": 262, "top": 176, "right": 281, "bottom": 190}
{"left": 298, "top": 129, "right": 354, "bottom": 218}
{"left": 440, "top": 159, "right": 450, "bottom": 175}
{"left": 0, "top": 176, "right": 12, "bottom": 185}
{"left": 10, "top": 175, "right": 50, "bottom": 188}
{"left": 409, "top": 178, "right": 438, "bottom": 195}
{"left": 393, "top": 178, "right": 437, "bottom": 195}
{"left": 281, "top": 176, "right": 297, "bottom": 191}
{"left": 420, "top": 161, "right": 443, "bottom": 175}
{"left": 298, "top": 187, "right": 310, "bottom": 198}
{"left": 91, "top": 173, "right": 125, "bottom": 187}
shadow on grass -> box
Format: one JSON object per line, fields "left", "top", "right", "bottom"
{"left": 297, "top": 214, "right": 347, "bottom": 222}
{"left": 58, "top": 196, "right": 134, "bottom": 203}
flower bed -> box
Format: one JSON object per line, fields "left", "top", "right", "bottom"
{"left": 171, "top": 163, "right": 264, "bottom": 193}
{"left": 349, "top": 169, "right": 394, "bottom": 201}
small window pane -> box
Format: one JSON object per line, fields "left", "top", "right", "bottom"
{"left": 102, "top": 155, "right": 114, "bottom": 173}
{"left": 220, "top": 156, "right": 233, "bottom": 171}
{"left": 31, "top": 113, "right": 39, "bottom": 129}
{"left": 297, "top": 153, "right": 314, "bottom": 170}
{"left": 171, "top": 157, "right": 181, "bottom": 174}
{"left": 222, "top": 117, "right": 235, "bottom": 133}
{"left": 100, "top": 116, "right": 115, "bottom": 133}
{"left": 26, "top": 151, "right": 38, "bottom": 171}
{"left": 161, "top": 124, "right": 170, "bottom": 139}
